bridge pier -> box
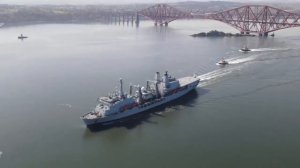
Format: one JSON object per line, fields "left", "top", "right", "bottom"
{"left": 155, "top": 22, "right": 168, "bottom": 26}
{"left": 259, "top": 32, "right": 268, "bottom": 37}
{"left": 135, "top": 13, "right": 140, "bottom": 26}
{"left": 241, "top": 31, "right": 250, "bottom": 35}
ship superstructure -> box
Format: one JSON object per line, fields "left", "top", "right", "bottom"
{"left": 81, "top": 71, "right": 200, "bottom": 126}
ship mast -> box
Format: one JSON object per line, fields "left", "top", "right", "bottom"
{"left": 137, "top": 85, "right": 142, "bottom": 104}
{"left": 164, "top": 71, "right": 169, "bottom": 88}
{"left": 129, "top": 84, "right": 133, "bottom": 96}
{"left": 119, "top": 78, "right": 124, "bottom": 99}
{"left": 155, "top": 72, "right": 161, "bottom": 82}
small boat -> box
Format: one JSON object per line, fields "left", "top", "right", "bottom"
{"left": 217, "top": 58, "right": 229, "bottom": 65}
{"left": 18, "top": 34, "right": 28, "bottom": 40}
{"left": 240, "top": 46, "right": 251, "bottom": 52}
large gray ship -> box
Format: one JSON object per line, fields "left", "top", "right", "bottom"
{"left": 81, "top": 71, "right": 200, "bottom": 126}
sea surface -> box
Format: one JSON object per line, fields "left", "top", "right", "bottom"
{"left": 1, "top": 20, "right": 300, "bottom": 168}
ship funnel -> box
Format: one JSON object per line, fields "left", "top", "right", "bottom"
{"left": 119, "top": 78, "right": 124, "bottom": 98}
{"left": 155, "top": 72, "right": 161, "bottom": 82}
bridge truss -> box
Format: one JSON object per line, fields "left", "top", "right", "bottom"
{"left": 138, "top": 4, "right": 192, "bottom": 26}
{"left": 208, "top": 5, "right": 300, "bottom": 36}
{"left": 138, "top": 4, "right": 300, "bottom": 35}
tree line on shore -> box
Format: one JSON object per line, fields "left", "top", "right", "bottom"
{"left": 191, "top": 30, "right": 255, "bottom": 37}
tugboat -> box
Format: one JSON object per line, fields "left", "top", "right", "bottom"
{"left": 217, "top": 58, "right": 229, "bottom": 65}
{"left": 81, "top": 71, "right": 200, "bottom": 126}
{"left": 240, "top": 45, "right": 251, "bottom": 52}
{"left": 18, "top": 34, "right": 28, "bottom": 40}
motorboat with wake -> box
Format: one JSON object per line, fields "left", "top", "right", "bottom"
{"left": 81, "top": 71, "right": 200, "bottom": 126}
{"left": 240, "top": 46, "right": 251, "bottom": 52}
{"left": 217, "top": 58, "right": 229, "bottom": 65}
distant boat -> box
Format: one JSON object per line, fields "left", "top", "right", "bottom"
{"left": 270, "top": 33, "right": 275, "bottom": 37}
{"left": 217, "top": 58, "right": 229, "bottom": 65}
{"left": 240, "top": 45, "right": 251, "bottom": 52}
{"left": 18, "top": 34, "right": 28, "bottom": 40}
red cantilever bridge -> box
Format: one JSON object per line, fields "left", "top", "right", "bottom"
{"left": 138, "top": 4, "right": 300, "bottom": 36}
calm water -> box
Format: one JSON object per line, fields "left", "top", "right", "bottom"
{"left": 1, "top": 20, "right": 300, "bottom": 168}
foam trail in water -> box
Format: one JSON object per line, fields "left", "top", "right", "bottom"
{"left": 227, "top": 56, "right": 256, "bottom": 64}
{"left": 198, "top": 69, "right": 228, "bottom": 81}
{"left": 198, "top": 54, "right": 261, "bottom": 87}
{"left": 58, "top": 104, "right": 72, "bottom": 108}
{"left": 250, "top": 48, "right": 290, "bottom": 52}
{"left": 197, "top": 47, "right": 299, "bottom": 87}
{"left": 199, "top": 72, "right": 232, "bottom": 87}
{"left": 197, "top": 67, "right": 235, "bottom": 87}
{"left": 196, "top": 47, "right": 292, "bottom": 87}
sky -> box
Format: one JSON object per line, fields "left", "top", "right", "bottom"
{"left": 0, "top": 0, "right": 299, "bottom": 5}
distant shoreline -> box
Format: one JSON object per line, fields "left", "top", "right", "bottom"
{"left": 0, "top": 20, "right": 114, "bottom": 28}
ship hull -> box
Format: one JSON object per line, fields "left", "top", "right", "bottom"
{"left": 82, "top": 80, "right": 199, "bottom": 126}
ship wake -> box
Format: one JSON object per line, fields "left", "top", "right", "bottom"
{"left": 226, "top": 55, "right": 257, "bottom": 64}
{"left": 198, "top": 53, "right": 267, "bottom": 87}
{"left": 250, "top": 47, "right": 291, "bottom": 52}
{"left": 197, "top": 47, "right": 300, "bottom": 87}
{"left": 197, "top": 68, "right": 235, "bottom": 87}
